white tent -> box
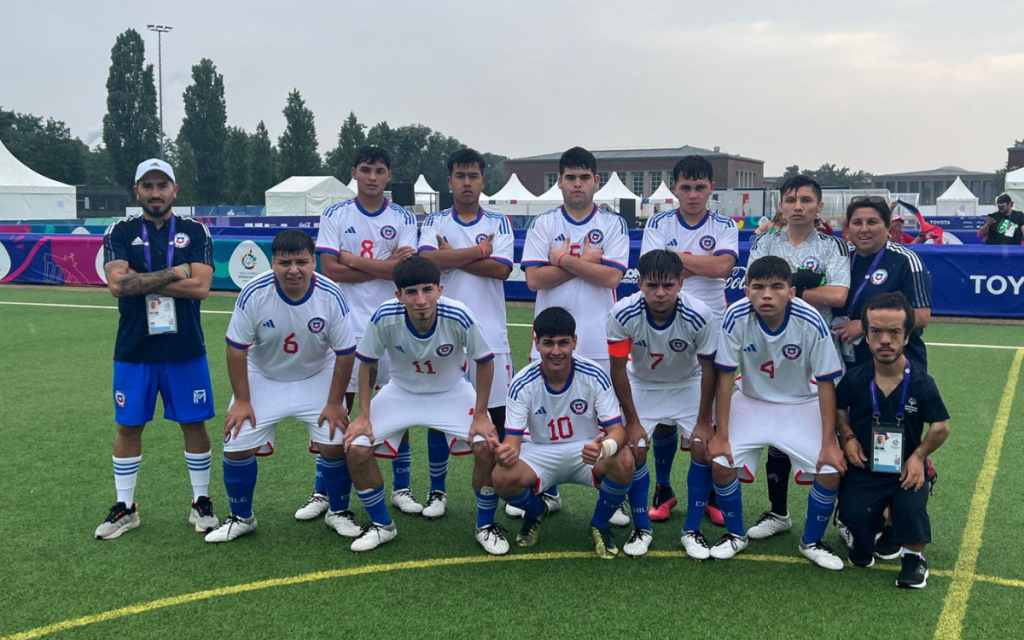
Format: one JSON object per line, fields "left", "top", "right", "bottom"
{"left": 647, "top": 181, "right": 676, "bottom": 204}
{"left": 414, "top": 174, "right": 439, "bottom": 209}
{"left": 488, "top": 173, "right": 538, "bottom": 201}
{"left": 594, "top": 172, "right": 641, "bottom": 206}
{"left": 0, "top": 138, "right": 76, "bottom": 220}
{"left": 347, "top": 178, "right": 358, "bottom": 192}
{"left": 1005, "top": 167, "right": 1024, "bottom": 208}
{"left": 265, "top": 176, "right": 355, "bottom": 216}
{"left": 536, "top": 181, "right": 563, "bottom": 202}
{"left": 935, "top": 177, "right": 978, "bottom": 217}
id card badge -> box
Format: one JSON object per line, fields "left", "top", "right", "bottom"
{"left": 1003, "top": 221, "right": 1019, "bottom": 239}
{"left": 871, "top": 423, "right": 904, "bottom": 474}
{"left": 146, "top": 294, "right": 178, "bottom": 335}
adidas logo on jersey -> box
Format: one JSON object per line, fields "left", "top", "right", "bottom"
{"left": 263, "top": 320, "right": 275, "bottom": 328}
{"left": 743, "top": 344, "right": 757, "bottom": 352}
{"left": 395, "top": 345, "right": 405, "bottom": 353}
{"left": 554, "top": 234, "right": 566, "bottom": 242}
{"left": 667, "top": 239, "right": 678, "bottom": 247}
{"left": 345, "top": 226, "right": 357, "bottom": 234}
{"left": 535, "top": 407, "right": 547, "bottom": 415}
{"left": 635, "top": 339, "right": 648, "bottom": 347}
{"left": 131, "top": 237, "right": 144, "bottom": 246}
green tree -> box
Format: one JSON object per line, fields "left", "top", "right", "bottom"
{"left": 83, "top": 145, "right": 118, "bottom": 186}
{"left": 102, "top": 29, "right": 160, "bottom": 192}
{"left": 781, "top": 165, "right": 802, "bottom": 180}
{"left": 248, "top": 121, "right": 275, "bottom": 206}
{"left": 277, "top": 90, "right": 321, "bottom": 177}
{"left": 776, "top": 163, "right": 872, "bottom": 188}
{"left": 223, "top": 126, "right": 250, "bottom": 204}
{"left": 0, "top": 108, "right": 86, "bottom": 184}
{"left": 481, "top": 152, "right": 508, "bottom": 195}
{"left": 366, "top": 121, "right": 394, "bottom": 155}
{"left": 169, "top": 138, "right": 198, "bottom": 205}
{"left": 179, "top": 58, "right": 228, "bottom": 204}
{"left": 325, "top": 111, "right": 367, "bottom": 181}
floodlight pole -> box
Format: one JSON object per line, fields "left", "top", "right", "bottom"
{"left": 147, "top": 24, "right": 173, "bottom": 159}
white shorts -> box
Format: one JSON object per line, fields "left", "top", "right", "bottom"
{"left": 223, "top": 367, "right": 341, "bottom": 456}
{"left": 468, "top": 352, "right": 514, "bottom": 408}
{"left": 711, "top": 392, "right": 837, "bottom": 484}
{"left": 347, "top": 348, "right": 390, "bottom": 394}
{"left": 348, "top": 380, "right": 483, "bottom": 458}
{"left": 634, "top": 380, "right": 701, "bottom": 447}
{"left": 519, "top": 441, "right": 599, "bottom": 494}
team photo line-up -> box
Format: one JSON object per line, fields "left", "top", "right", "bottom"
{"left": 96, "top": 145, "right": 948, "bottom": 590}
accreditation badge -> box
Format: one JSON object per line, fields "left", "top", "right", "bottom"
{"left": 871, "top": 423, "right": 904, "bottom": 474}
{"left": 145, "top": 294, "right": 178, "bottom": 335}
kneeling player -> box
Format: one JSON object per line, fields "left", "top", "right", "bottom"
{"left": 707, "top": 256, "right": 848, "bottom": 570}
{"left": 606, "top": 250, "right": 718, "bottom": 558}
{"left": 206, "top": 230, "right": 356, "bottom": 543}
{"left": 344, "top": 256, "right": 504, "bottom": 554}
{"left": 493, "top": 307, "right": 634, "bottom": 560}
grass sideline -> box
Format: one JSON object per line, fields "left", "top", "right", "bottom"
{"left": 0, "top": 286, "right": 1022, "bottom": 640}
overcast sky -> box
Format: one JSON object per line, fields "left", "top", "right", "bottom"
{"left": 3, "top": 0, "right": 1021, "bottom": 176}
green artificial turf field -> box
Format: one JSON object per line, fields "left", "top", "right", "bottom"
{"left": 0, "top": 286, "right": 1021, "bottom": 640}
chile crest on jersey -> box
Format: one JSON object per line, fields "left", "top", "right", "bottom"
{"left": 588, "top": 229, "right": 604, "bottom": 244}
{"left": 669, "top": 338, "right": 688, "bottom": 352}
{"left": 308, "top": 317, "right": 326, "bottom": 334}
{"left": 436, "top": 343, "right": 455, "bottom": 357}
{"left": 570, "top": 399, "right": 589, "bottom": 415}
{"left": 380, "top": 225, "right": 397, "bottom": 240}
{"left": 782, "top": 344, "right": 802, "bottom": 360}
{"left": 699, "top": 235, "right": 716, "bottom": 251}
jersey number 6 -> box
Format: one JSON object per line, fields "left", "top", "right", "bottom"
{"left": 283, "top": 333, "right": 299, "bottom": 354}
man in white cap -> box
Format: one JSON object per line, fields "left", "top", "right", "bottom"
{"left": 95, "top": 158, "right": 219, "bottom": 540}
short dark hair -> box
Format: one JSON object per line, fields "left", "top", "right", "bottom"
{"left": 746, "top": 256, "right": 792, "bottom": 286}
{"left": 861, "top": 291, "right": 915, "bottom": 337}
{"left": 671, "top": 155, "right": 713, "bottom": 184}
{"left": 845, "top": 198, "right": 891, "bottom": 227}
{"left": 393, "top": 256, "right": 440, "bottom": 290}
{"left": 447, "top": 148, "right": 486, "bottom": 175}
{"left": 778, "top": 175, "right": 822, "bottom": 203}
{"left": 559, "top": 147, "right": 597, "bottom": 175}
{"left": 271, "top": 229, "right": 315, "bottom": 257}
{"left": 534, "top": 306, "right": 576, "bottom": 340}
{"left": 352, "top": 145, "right": 391, "bottom": 169}
{"left": 638, "top": 250, "right": 683, "bottom": 281}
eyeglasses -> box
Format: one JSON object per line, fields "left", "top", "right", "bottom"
{"left": 850, "top": 196, "right": 888, "bottom": 205}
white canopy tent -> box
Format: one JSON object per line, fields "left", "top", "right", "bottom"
{"left": 648, "top": 181, "right": 676, "bottom": 204}
{"left": 347, "top": 178, "right": 358, "bottom": 193}
{"left": 0, "top": 138, "right": 76, "bottom": 220}
{"left": 594, "top": 172, "right": 641, "bottom": 208}
{"left": 414, "top": 174, "right": 439, "bottom": 210}
{"left": 265, "top": 176, "right": 355, "bottom": 216}
{"left": 1005, "top": 167, "right": 1024, "bottom": 208}
{"left": 935, "top": 177, "right": 978, "bottom": 216}
{"left": 536, "top": 181, "right": 563, "bottom": 202}
{"left": 488, "top": 173, "right": 538, "bottom": 202}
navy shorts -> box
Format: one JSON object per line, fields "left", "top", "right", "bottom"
{"left": 839, "top": 467, "right": 931, "bottom": 561}
{"left": 112, "top": 355, "right": 215, "bottom": 426}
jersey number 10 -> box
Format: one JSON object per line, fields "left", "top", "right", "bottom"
{"left": 547, "top": 416, "right": 574, "bottom": 441}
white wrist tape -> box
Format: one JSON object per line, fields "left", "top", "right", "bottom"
{"left": 598, "top": 439, "right": 618, "bottom": 461}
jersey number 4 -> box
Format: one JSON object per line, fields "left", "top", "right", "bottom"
{"left": 760, "top": 360, "right": 775, "bottom": 379}
{"left": 547, "top": 416, "right": 574, "bottom": 441}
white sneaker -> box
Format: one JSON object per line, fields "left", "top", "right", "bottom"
{"left": 94, "top": 502, "right": 140, "bottom": 540}
{"left": 204, "top": 514, "right": 257, "bottom": 543}
{"left": 680, "top": 530, "right": 712, "bottom": 560}
{"left": 610, "top": 503, "right": 630, "bottom": 528}
{"left": 422, "top": 491, "right": 447, "bottom": 519}
{"left": 799, "top": 540, "right": 844, "bottom": 571}
{"left": 709, "top": 533, "right": 749, "bottom": 560}
{"left": 295, "top": 493, "right": 330, "bottom": 521}
{"left": 747, "top": 511, "right": 792, "bottom": 539}
{"left": 476, "top": 523, "right": 510, "bottom": 555}
{"left": 325, "top": 509, "right": 361, "bottom": 538}
{"left": 505, "top": 503, "right": 525, "bottom": 519}
{"left": 623, "top": 528, "right": 653, "bottom": 557}
{"left": 351, "top": 522, "right": 398, "bottom": 552}
{"left": 838, "top": 521, "right": 854, "bottom": 548}
{"left": 390, "top": 488, "right": 423, "bottom": 515}
{"left": 540, "top": 492, "right": 562, "bottom": 514}
{"left": 189, "top": 496, "right": 219, "bottom": 533}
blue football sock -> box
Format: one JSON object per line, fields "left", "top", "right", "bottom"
{"left": 713, "top": 478, "right": 745, "bottom": 537}
{"left": 223, "top": 454, "right": 258, "bottom": 518}
{"left": 628, "top": 465, "right": 652, "bottom": 530}
{"left": 653, "top": 428, "right": 679, "bottom": 487}
{"left": 542, "top": 485, "right": 559, "bottom": 497}
{"left": 427, "top": 430, "right": 449, "bottom": 493}
{"left": 592, "top": 477, "right": 631, "bottom": 529}
{"left": 802, "top": 481, "right": 838, "bottom": 545}
{"left": 314, "top": 454, "right": 327, "bottom": 496}
{"left": 392, "top": 441, "right": 412, "bottom": 490}
{"left": 507, "top": 488, "right": 544, "bottom": 520}
{"left": 684, "top": 460, "right": 713, "bottom": 532}
{"left": 476, "top": 487, "right": 499, "bottom": 527}
{"left": 319, "top": 457, "right": 351, "bottom": 512}
{"left": 357, "top": 485, "right": 392, "bottom": 525}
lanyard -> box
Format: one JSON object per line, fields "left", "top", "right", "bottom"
{"left": 870, "top": 359, "right": 911, "bottom": 425}
{"left": 848, "top": 247, "right": 885, "bottom": 314}
{"left": 141, "top": 216, "right": 176, "bottom": 272}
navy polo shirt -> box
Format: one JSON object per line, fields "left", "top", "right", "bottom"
{"left": 837, "top": 360, "right": 949, "bottom": 477}
{"left": 839, "top": 241, "right": 932, "bottom": 371}
{"left": 103, "top": 213, "right": 213, "bottom": 363}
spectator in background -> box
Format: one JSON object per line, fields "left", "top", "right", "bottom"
{"left": 888, "top": 209, "right": 915, "bottom": 244}
{"left": 815, "top": 216, "right": 835, "bottom": 236}
{"left": 756, "top": 209, "right": 786, "bottom": 236}
{"left": 978, "top": 195, "right": 1024, "bottom": 245}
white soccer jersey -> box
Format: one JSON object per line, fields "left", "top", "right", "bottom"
{"left": 505, "top": 356, "right": 623, "bottom": 445}
{"left": 522, "top": 206, "right": 629, "bottom": 359}
{"left": 226, "top": 271, "right": 356, "bottom": 382}
{"left": 356, "top": 296, "right": 493, "bottom": 394}
{"left": 418, "top": 208, "right": 514, "bottom": 353}
{"left": 748, "top": 229, "right": 851, "bottom": 324}
{"left": 640, "top": 209, "right": 739, "bottom": 320}
{"left": 715, "top": 297, "right": 842, "bottom": 404}
{"left": 606, "top": 290, "right": 717, "bottom": 390}
{"left": 315, "top": 198, "right": 418, "bottom": 334}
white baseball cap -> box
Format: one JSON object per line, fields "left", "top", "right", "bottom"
{"left": 134, "top": 158, "right": 176, "bottom": 183}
